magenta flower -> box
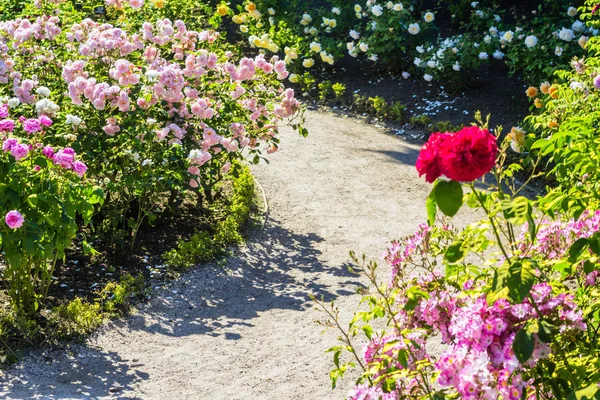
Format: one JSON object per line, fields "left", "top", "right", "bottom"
{"left": 42, "top": 145, "right": 54, "bottom": 159}
{"left": 22, "top": 118, "right": 42, "bottom": 134}
{"left": 0, "top": 119, "right": 14, "bottom": 132}
{"left": 53, "top": 147, "right": 75, "bottom": 169}
{"left": 72, "top": 160, "right": 87, "bottom": 177}
{"left": 10, "top": 143, "right": 29, "bottom": 160}
{"left": 39, "top": 115, "right": 53, "bottom": 127}
{"left": 5, "top": 210, "right": 24, "bottom": 229}
{"left": 0, "top": 104, "right": 8, "bottom": 119}
{"left": 2, "top": 138, "right": 18, "bottom": 151}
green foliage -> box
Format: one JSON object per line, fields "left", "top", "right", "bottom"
{"left": 429, "top": 120, "right": 461, "bottom": 134}
{"left": 47, "top": 298, "right": 104, "bottom": 340}
{"left": 163, "top": 164, "right": 255, "bottom": 270}
{"left": 368, "top": 96, "right": 388, "bottom": 117}
{"left": 318, "top": 80, "right": 333, "bottom": 102}
{"left": 99, "top": 274, "right": 148, "bottom": 315}
{"left": 331, "top": 82, "right": 346, "bottom": 100}
{"left": 409, "top": 114, "right": 432, "bottom": 128}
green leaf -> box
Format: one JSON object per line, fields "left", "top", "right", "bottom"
{"left": 434, "top": 180, "right": 463, "bottom": 217}
{"left": 569, "top": 238, "right": 589, "bottom": 262}
{"left": 26, "top": 194, "right": 39, "bottom": 207}
{"left": 567, "top": 383, "right": 600, "bottom": 400}
{"left": 426, "top": 190, "right": 437, "bottom": 226}
{"left": 507, "top": 260, "right": 536, "bottom": 303}
{"left": 537, "top": 320, "right": 556, "bottom": 344}
{"left": 513, "top": 329, "right": 535, "bottom": 363}
{"left": 362, "top": 325, "right": 373, "bottom": 340}
{"left": 397, "top": 349, "right": 408, "bottom": 369}
{"left": 444, "top": 241, "right": 464, "bottom": 263}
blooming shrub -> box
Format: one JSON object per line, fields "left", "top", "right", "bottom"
{"left": 0, "top": 106, "right": 100, "bottom": 316}
{"left": 317, "top": 113, "right": 600, "bottom": 398}
{"left": 0, "top": 4, "right": 304, "bottom": 321}
{"left": 0, "top": 14, "right": 303, "bottom": 244}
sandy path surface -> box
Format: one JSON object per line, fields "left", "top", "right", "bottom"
{"left": 0, "top": 110, "right": 434, "bottom": 399}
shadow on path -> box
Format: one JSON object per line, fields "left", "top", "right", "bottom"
{"left": 1, "top": 349, "right": 146, "bottom": 399}
{"left": 124, "top": 218, "right": 364, "bottom": 339}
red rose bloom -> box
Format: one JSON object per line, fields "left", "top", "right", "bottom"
{"left": 416, "top": 132, "right": 451, "bottom": 183}
{"left": 439, "top": 126, "right": 497, "bottom": 182}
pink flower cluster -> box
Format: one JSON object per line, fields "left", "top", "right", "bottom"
{"left": 3, "top": 138, "right": 29, "bottom": 160}
{"left": 517, "top": 210, "right": 600, "bottom": 260}
{"left": 43, "top": 146, "right": 88, "bottom": 177}
{"left": 384, "top": 223, "right": 432, "bottom": 279}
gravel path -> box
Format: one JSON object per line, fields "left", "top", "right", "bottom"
{"left": 0, "top": 110, "right": 434, "bottom": 399}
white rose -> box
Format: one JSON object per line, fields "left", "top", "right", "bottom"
{"left": 493, "top": 50, "right": 505, "bottom": 59}
{"left": 453, "top": 62, "right": 460, "bottom": 71}
{"left": 555, "top": 46, "right": 563, "bottom": 56}
{"left": 478, "top": 52, "right": 489, "bottom": 60}
{"left": 572, "top": 20, "right": 585, "bottom": 33}
{"left": 567, "top": 6, "right": 577, "bottom": 17}
{"left": 423, "top": 74, "right": 433, "bottom": 81}
{"left": 65, "top": 114, "right": 83, "bottom": 125}
{"left": 424, "top": 12, "right": 435, "bottom": 23}
{"left": 524, "top": 35, "right": 538, "bottom": 48}
{"left": 7, "top": 98, "right": 20, "bottom": 108}
{"left": 559, "top": 27, "right": 575, "bottom": 41}
{"left": 372, "top": 5, "right": 383, "bottom": 16}
{"left": 35, "top": 86, "right": 50, "bottom": 97}
{"left": 408, "top": 23, "right": 420, "bottom": 35}
{"left": 502, "top": 30, "right": 514, "bottom": 42}
{"left": 309, "top": 41, "right": 322, "bottom": 52}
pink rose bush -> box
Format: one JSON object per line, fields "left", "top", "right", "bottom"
{"left": 0, "top": 106, "right": 96, "bottom": 316}
{"left": 0, "top": 14, "right": 303, "bottom": 240}
{"left": 0, "top": 11, "right": 304, "bottom": 316}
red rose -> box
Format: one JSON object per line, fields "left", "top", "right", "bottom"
{"left": 416, "top": 132, "right": 451, "bottom": 183}
{"left": 439, "top": 126, "right": 497, "bottom": 182}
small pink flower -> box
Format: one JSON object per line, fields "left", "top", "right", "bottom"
{"left": 0, "top": 104, "right": 8, "bottom": 119}
{"left": 10, "top": 143, "right": 29, "bottom": 160}
{"left": 40, "top": 115, "right": 52, "bottom": 127}
{"left": 42, "top": 145, "right": 54, "bottom": 159}
{"left": 72, "top": 160, "right": 87, "bottom": 177}
{"left": 129, "top": 0, "right": 144, "bottom": 8}
{"left": 5, "top": 210, "right": 24, "bottom": 229}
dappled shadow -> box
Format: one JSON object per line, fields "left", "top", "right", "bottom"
{"left": 109, "top": 217, "right": 364, "bottom": 339}
{"left": 361, "top": 147, "right": 420, "bottom": 167}
{"left": 0, "top": 347, "right": 147, "bottom": 399}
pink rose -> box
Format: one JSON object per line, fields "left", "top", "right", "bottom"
{"left": 10, "top": 143, "right": 29, "bottom": 160}
{"left": 5, "top": 210, "right": 24, "bottom": 229}
{"left": 0, "top": 119, "right": 15, "bottom": 132}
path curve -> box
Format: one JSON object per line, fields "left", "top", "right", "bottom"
{"left": 1, "top": 110, "right": 432, "bottom": 399}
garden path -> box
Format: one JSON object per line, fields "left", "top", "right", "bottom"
{"left": 1, "top": 110, "right": 436, "bottom": 399}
